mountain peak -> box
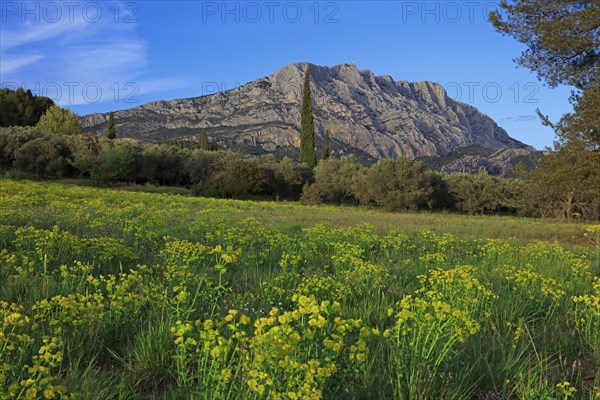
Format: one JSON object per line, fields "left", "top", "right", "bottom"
{"left": 81, "top": 63, "right": 531, "bottom": 162}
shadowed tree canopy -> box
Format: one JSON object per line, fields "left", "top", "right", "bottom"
{"left": 108, "top": 113, "right": 116, "bottom": 140}
{"left": 321, "top": 131, "right": 331, "bottom": 160}
{"left": 0, "top": 88, "right": 55, "bottom": 127}
{"left": 490, "top": 0, "right": 600, "bottom": 148}
{"left": 201, "top": 130, "right": 209, "bottom": 150}
{"left": 490, "top": 0, "right": 599, "bottom": 90}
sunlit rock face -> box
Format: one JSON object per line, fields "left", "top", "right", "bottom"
{"left": 81, "top": 62, "right": 532, "bottom": 162}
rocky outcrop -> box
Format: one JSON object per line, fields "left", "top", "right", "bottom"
{"left": 81, "top": 62, "right": 532, "bottom": 162}
{"left": 440, "top": 148, "right": 535, "bottom": 176}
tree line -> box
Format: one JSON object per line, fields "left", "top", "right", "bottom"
{"left": 1, "top": 124, "right": 598, "bottom": 220}
{"left": 1, "top": 0, "right": 597, "bottom": 219}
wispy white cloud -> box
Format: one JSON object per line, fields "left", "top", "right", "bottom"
{"left": 0, "top": 54, "right": 43, "bottom": 74}
{"left": 0, "top": 18, "right": 87, "bottom": 49}
{"left": 0, "top": 2, "right": 191, "bottom": 108}
{"left": 502, "top": 115, "right": 538, "bottom": 123}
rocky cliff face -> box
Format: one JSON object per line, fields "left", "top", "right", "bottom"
{"left": 81, "top": 62, "right": 532, "bottom": 161}
{"left": 440, "top": 148, "right": 535, "bottom": 176}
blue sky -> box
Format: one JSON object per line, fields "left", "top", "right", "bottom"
{"left": 1, "top": 1, "right": 574, "bottom": 149}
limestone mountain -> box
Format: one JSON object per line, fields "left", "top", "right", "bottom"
{"left": 81, "top": 62, "right": 533, "bottom": 166}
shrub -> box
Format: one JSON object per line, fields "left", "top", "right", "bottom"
{"left": 353, "top": 158, "right": 431, "bottom": 211}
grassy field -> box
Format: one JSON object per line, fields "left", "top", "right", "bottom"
{"left": 0, "top": 179, "right": 599, "bottom": 399}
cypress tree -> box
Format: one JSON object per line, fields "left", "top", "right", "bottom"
{"left": 107, "top": 112, "right": 116, "bottom": 140}
{"left": 300, "top": 66, "right": 316, "bottom": 168}
{"left": 321, "top": 130, "right": 331, "bottom": 160}
{"left": 201, "top": 130, "right": 209, "bottom": 150}
{"left": 210, "top": 138, "right": 219, "bottom": 151}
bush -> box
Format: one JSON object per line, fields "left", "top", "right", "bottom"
{"left": 447, "top": 172, "right": 509, "bottom": 215}
{"left": 426, "top": 171, "right": 455, "bottom": 211}
{"left": 185, "top": 149, "right": 224, "bottom": 187}
{"left": 353, "top": 158, "right": 431, "bottom": 211}
{"left": 71, "top": 138, "right": 134, "bottom": 183}
{"left": 200, "top": 155, "right": 270, "bottom": 198}
{"left": 13, "top": 135, "right": 75, "bottom": 178}
{"left": 0, "top": 126, "right": 44, "bottom": 169}
{"left": 137, "top": 144, "right": 191, "bottom": 186}
{"left": 258, "top": 155, "right": 313, "bottom": 200}
{"left": 301, "top": 156, "right": 364, "bottom": 205}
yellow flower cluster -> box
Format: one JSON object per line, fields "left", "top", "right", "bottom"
{"left": 584, "top": 224, "right": 600, "bottom": 246}
{"left": 502, "top": 265, "right": 566, "bottom": 300}
{"left": 33, "top": 293, "right": 105, "bottom": 328}
{"left": 387, "top": 294, "right": 480, "bottom": 343}
{"left": 329, "top": 242, "right": 389, "bottom": 295}
{"left": 170, "top": 296, "right": 370, "bottom": 399}
{"left": 482, "top": 238, "right": 515, "bottom": 259}
{"left": 11, "top": 337, "right": 70, "bottom": 399}
{"left": 247, "top": 295, "right": 370, "bottom": 399}
{"left": 294, "top": 275, "right": 351, "bottom": 303}
{"left": 416, "top": 265, "right": 497, "bottom": 318}
{"left": 572, "top": 277, "right": 600, "bottom": 360}
{"left": 1, "top": 296, "right": 69, "bottom": 397}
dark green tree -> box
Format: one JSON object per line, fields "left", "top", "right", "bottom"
{"left": 353, "top": 158, "right": 431, "bottom": 211}
{"left": 210, "top": 138, "right": 219, "bottom": 151}
{"left": 321, "top": 130, "right": 331, "bottom": 160}
{"left": 446, "top": 172, "right": 502, "bottom": 215}
{"left": 301, "top": 156, "right": 364, "bottom": 205}
{"left": 490, "top": 1, "right": 599, "bottom": 91}
{"left": 300, "top": 66, "right": 317, "bottom": 168}
{"left": 13, "top": 135, "right": 74, "bottom": 178}
{"left": 0, "top": 88, "right": 54, "bottom": 127}
{"left": 71, "top": 138, "right": 134, "bottom": 183}
{"left": 200, "top": 130, "right": 209, "bottom": 150}
{"left": 0, "top": 126, "right": 43, "bottom": 169}
{"left": 107, "top": 113, "right": 116, "bottom": 140}
{"left": 490, "top": 0, "right": 600, "bottom": 148}
{"left": 520, "top": 145, "right": 600, "bottom": 220}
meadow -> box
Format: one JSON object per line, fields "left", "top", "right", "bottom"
{"left": 0, "top": 179, "right": 599, "bottom": 399}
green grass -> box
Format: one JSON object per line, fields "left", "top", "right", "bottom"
{"left": 1, "top": 179, "right": 595, "bottom": 246}
{"left": 1, "top": 179, "right": 599, "bottom": 399}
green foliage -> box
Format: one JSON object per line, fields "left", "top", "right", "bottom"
{"left": 490, "top": 1, "right": 599, "bottom": 149}
{"left": 301, "top": 156, "right": 365, "bottom": 205}
{"left": 201, "top": 130, "right": 209, "bottom": 151}
{"left": 321, "top": 131, "right": 331, "bottom": 160}
{"left": 138, "top": 144, "right": 191, "bottom": 186}
{"left": 354, "top": 158, "right": 432, "bottom": 211}
{"left": 548, "top": 88, "right": 600, "bottom": 149}
{"left": 70, "top": 138, "right": 134, "bottom": 183}
{"left": 490, "top": 0, "right": 599, "bottom": 91}
{"left": 185, "top": 148, "right": 223, "bottom": 187}
{"left": 300, "top": 66, "right": 317, "bottom": 168}
{"left": 36, "top": 105, "right": 83, "bottom": 136}
{"left": 447, "top": 172, "right": 502, "bottom": 215}
{"left": 425, "top": 171, "right": 455, "bottom": 210}
{"left": 0, "top": 87, "right": 54, "bottom": 127}
{"left": 256, "top": 155, "right": 313, "bottom": 200}
{"left": 199, "top": 155, "right": 270, "bottom": 198}
{"left": 0, "top": 116, "right": 597, "bottom": 220}
{"left": 107, "top": 113, "right": 116, "bottom": 140}
{"left": 1, "top": 180, "right": 599, "bottom": 398}
{"left": 0, "top": 126, "right": 44, "bottom": 169}
{"left": 13, "top": 136, "right": 74, "bottom": 178}
{"left": 210, "top": 137, "right": 219, "bottom": 151}
{"left": 521, "top": 146, "right": 600, "bottom": 220}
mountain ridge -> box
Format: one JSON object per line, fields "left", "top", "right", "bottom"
{"left": 81, "top": 62, "right": 533, "bottom": 166}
